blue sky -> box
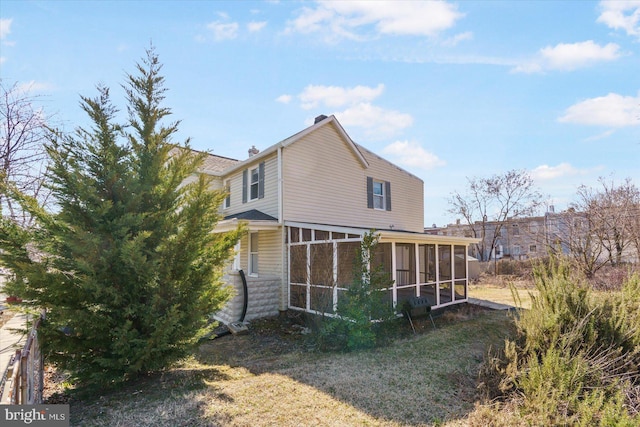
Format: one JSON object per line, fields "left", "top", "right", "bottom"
{"left": 1, "top": 0, "right": 639, "bottom": 227}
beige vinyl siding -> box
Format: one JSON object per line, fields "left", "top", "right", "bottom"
{"left": 206, "top": 176, "right": 224, "bottom": 191}
{"left": 179, "top": 173, "right": 226, "bottom": 214}
{"left": 256, "top": 229, "right": 282, "bottom": 276}
{"left": 282, "top": 124, "right": 424, "bottom": 232}
{"left": 237, "top": 229, "right": 282, "bottom": 277}
{"left": 222, "top": 153, "right": 279, "bottom": 219}
{"left": 181, "top": 173, "right": 224, "bottom": 190}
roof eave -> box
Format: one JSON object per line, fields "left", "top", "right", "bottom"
{"left": 214, "top": 218, "right": 280, "bottom": 233}
{"left": 219, "top": 115, "right": 369, "bottom": 176}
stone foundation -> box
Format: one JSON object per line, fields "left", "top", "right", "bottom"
{"left": 214, "top": 271, "right": 281, "bottom": 324}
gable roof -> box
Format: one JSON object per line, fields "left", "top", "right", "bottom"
{"left": 221, "top": 115, "right": 369, "bottom": 175}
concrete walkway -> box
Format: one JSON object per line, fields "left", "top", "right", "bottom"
{"left": 468, "top": 297, "right": 518, "bottom": 311}
{"left": 0, "top": 307, "right": 30, "bottom": 404}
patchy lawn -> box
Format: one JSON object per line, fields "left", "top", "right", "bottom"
{"left": 468, "top": 275, "right": 537, "bottom": 309}
{"left": 53, "top": 306, "right": 515, "bottom": 426}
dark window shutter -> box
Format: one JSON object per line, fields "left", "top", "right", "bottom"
{"left": 242, "top": 169, "right": 247, "bottom": 203}
{"left": 258, "top": 162, "right": 265, "bottom": 199}
{"left": 385, "top": 181, "right": 391, "bottom": 211}
{"left": 366, "top": 176, "right": 373, "bottom": 209}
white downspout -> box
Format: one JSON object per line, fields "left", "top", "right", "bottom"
{"left": 278, "top": 146, "right": 287, "bottom": 313}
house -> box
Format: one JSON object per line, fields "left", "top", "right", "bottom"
{"left": 199, "top": 115, "right": 477, "bottom": 323}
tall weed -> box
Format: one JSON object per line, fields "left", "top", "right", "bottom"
{"left": 479, "top": 257, "right": 640, "bottom": 425}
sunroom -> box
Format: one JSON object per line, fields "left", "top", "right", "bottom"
{"left": 287, "top": 223, "right": 477, "bottom": 316}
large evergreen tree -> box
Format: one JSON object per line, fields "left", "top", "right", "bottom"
{"left": 0, "top": 48, "right": 242, "bottom": 386}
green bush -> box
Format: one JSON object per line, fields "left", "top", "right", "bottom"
{"left": 480, "top": 257, "right": 640, "bottom": 425}
{"left": 315, "top": 231, "right": 397, "bottom": 351}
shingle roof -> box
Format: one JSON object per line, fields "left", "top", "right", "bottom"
{"left": 169, "top": 147, "right": 240, "bottom": 176}
{"left": 200, "top": 153, "right": 240, "bottom": 175}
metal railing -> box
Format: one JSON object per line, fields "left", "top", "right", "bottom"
{"left": 8, "top": 311, "right": 45, "bottom": 404}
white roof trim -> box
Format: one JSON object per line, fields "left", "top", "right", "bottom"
{"left": 214, "top": 218, "right": 280, "bottom": 233}
{"left": 221, "top": 115, "right": 368, "bottom": 175}
{"left": 377, "top": 230, "right": 480, "bottom": 245}
{"left": 283, "top": 221, "right": 369, "bottom": 236}
{"left": 284, "top": 221, "right": 479, "bottom": 245}
{"left": 279, "top": 115, "right": 369, "bottom": 168}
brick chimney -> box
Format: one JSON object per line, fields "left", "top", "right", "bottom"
{"left": 314, "top": 114, "right": 328, "bottom": 124}
{"left": 248, "top": 145, "right": 259, "bottom": 157}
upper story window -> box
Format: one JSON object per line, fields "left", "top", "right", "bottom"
{"left": 224, "top": 180, "right": 231, "bottom": 208}
{"left": 366, "top": 177, "right": 391, "bottom": 211}
{"left": 242, "top": 162, "right": 265, "bottom": 203}
{"left": 250, "top": 167, "right": 260, "bottom": 200}
{"left": 373, "top": 181, "right": 385, "bottom": 209}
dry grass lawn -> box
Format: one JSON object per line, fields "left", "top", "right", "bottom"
{"left": 468, "top": 275, "right": 538, "bottom": 309}
{"left": 63, "top": 307, "right": 515, "bottom": 426}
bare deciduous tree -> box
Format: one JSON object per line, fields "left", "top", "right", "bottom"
{"left": 564, "top": 177, "right": 640, "bottom": 277}
{"left": 448, "top": 169, "right": 544, "bottom": 262}
{"left": 0, "top": 81, "right": 52, "bottom": 225}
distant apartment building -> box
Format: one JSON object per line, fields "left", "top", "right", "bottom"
{"left": 427, "top": 206, "right": 576, "bottom": 261}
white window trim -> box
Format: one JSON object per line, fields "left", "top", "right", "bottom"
{"left": 250, "top": 167, "right": 260, "bottom": 201}
{"left": 373, "top": 180, "right": 385, "bottom": 210}
{"left": 232, "top": 241, "right": 240, "bottom": 270}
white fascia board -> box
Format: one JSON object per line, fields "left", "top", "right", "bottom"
{"left": 220, "top": 115, "right": 368, "bottom": 176}
{"left": 214, "top": 219, "right": 281, "bottom": 233}
{"left": 377, "top": 230, "right": 480, "bottom": 245}
{"left": 283, "top": 222, "right": 478, "bottom": 245}
{"left": 283, "top": 221, "right": 371, "bottom": 236}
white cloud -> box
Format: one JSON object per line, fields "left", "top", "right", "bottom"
{"left": 286, "top": 1, "right": 463, "bottom": 41}
{"left": 583, "top": 129, "right": 616, "bottom": 142}
{"left": 382, "top": 140, "right": 445, "bottom": 170}
{"left": 597, "top": 0, "right": 640, "bottom": 38}
{"left": 276, "top": 94, "right": 292, "bottom": 104}
{"left": 442, "top": 31, "right": 473, "bottom": 47}
{"left": 293, "top": 83, "right": 411, "bottom": 138}
{"left": 531, "top": 163, "right": 582, "bottom": 180}
{"left": 335, "top": 103, "right": 413, "bottom": 139}
{"left": 558, "top": 92, "right": 640, "bottom": 127}
{"left": 0, "top": 18, "right": 11, "bottom": 39}
{"left": 248, "top": 21, "right": 267, "bottom": 32}
{"left": 299, "top": 84, "right": 385, "bottom": 110}
{"left": 513, "top": 41, "right": 621, "bottom": 73}
{"left": 207, "top": 21, "right": 239, "bottom": 41}
{"left": 15, "top": 80, "right": 52, "bottom": 93}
